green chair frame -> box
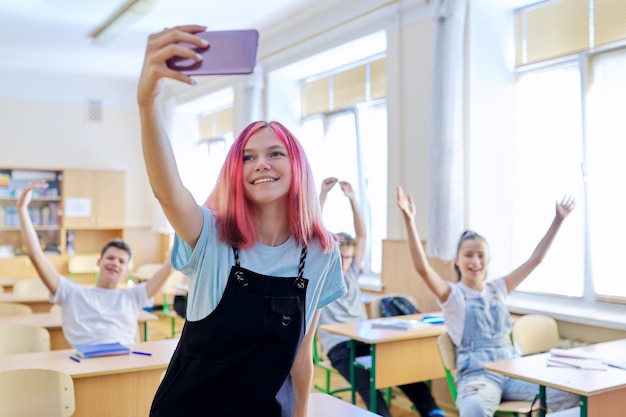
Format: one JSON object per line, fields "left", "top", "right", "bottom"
{"left": 312, "top": 333, "right": 351, "bottom": 396}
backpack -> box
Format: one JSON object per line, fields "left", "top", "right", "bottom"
{"left": 379, "top": 296, "right": 420, "bottom": 317}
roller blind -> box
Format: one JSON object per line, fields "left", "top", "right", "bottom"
{"left": 198, "top": 107, "right": 234, "bottom": 140}
{"left": 301, "top": 58, "right": 386, "bottom": 117}
{"left": 515, "top": 0, "right": 626, "bottom": 66}
{"left": 595, "top": 0, "right": 626, "bottom": 47}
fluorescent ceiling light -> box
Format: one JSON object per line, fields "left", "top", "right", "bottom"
{"left": 88, "top": 0, "right": 158, "bottom": 45}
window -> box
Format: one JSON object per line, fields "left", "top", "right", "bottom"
{"left": 299, "top": 53, "right": 388, "bottom": 275}
{"left": 300, "top": 104, "right": 388, "bottom": 274}
{"left": 512, "top": 65, "right": 585, "bottom": 297}
{"left": 511, "top": 0, "right": 626, "bottom": 302}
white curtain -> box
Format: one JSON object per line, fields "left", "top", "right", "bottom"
{"left": 427, "top": 0, "right": 468, "bottom": 260}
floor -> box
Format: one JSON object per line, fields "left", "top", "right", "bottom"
{"left": 146, "top": 313, "right": 436, "bottom": 417}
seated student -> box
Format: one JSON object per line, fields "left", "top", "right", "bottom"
{"left": 397, "top": 186, "right": 579, "bottom": 416}
{"left": 317, "top": 178, "right": 445, "bottom": 417}
{"left": 18, "top": 180, "right": 173, "bottom": 346}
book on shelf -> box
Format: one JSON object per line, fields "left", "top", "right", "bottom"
{"left": 75, "top": 342, "right": 130, "bottom": 359}
{"left": 371, "top": 319, "right": 431, "bottom": 330}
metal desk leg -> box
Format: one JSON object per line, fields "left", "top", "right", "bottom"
{"left": 143, "top": 322, "right": 148, "bottom": 341}
{"left": 369, "top": 343, "right": 377, "bottom": 412}
{"left": 579, "top": 395, "right": 587, "bottom": 417}
{"left": 539, "top": 385, "right": 546, "bottom": 417}
{"left": 349, "top": 340, "right": 356, "bottom": 404}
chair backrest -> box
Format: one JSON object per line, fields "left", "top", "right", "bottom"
{"left": 0, "top": 368, "right": 75, "bottom": 416}
{"left": 369, "top": 293, "right": 420, "bottom": 318}
{"left": 437, "top": 332, "right": 459, "bottom": 402}
{"left": 131, "top": 263, "right": 165, "bottom": 281}
{"left": 512, "top": 313, "right": 560, "bottom": 356}
{"left": 67, "top": 253, "right": 100, "bottom": 282}
{"left": 50, "top": 304, "right": 62, "bottom": 314}
{"left": 12, "top": 278, "right": 49, "bottom": 294}
{"left": 0, "top": 324, "right": 51, "bottom": 355}
{"left": 0, "top": 302, "right": 33, "bottom": 316}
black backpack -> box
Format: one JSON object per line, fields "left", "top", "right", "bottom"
{"left": 379, "top": 296, "right": 420, "bottom": 317}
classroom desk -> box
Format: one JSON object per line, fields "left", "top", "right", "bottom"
{"left": 319, "top": 313, "right": 447, "bottom": 412}
{"left": 0, "top": 291, "right": 52, "bottom": 312}
{"left": 308, "top": 392, "right": 380, "bottom": 416}
{"left": 0, "top": 338, "right": 178, "bottom": 417}
{"left": 484, "top": 338, "right": 626, "bottom": 417}
{"left": 0, "top": 310, "right": 158, "bottom": 349}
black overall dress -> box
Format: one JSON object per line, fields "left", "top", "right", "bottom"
{"left": 150, "top": 246, "right": 309, "bottom": 417}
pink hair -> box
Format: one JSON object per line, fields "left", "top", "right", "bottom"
{"left": 205, "top": 121, "right": 336, "bottom": 252}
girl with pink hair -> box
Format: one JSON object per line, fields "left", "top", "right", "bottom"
{"left": 138, "top": 25, "right": 346, "bottom": 417}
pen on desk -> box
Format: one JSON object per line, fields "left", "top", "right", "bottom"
{"left": 69, "top": 356, "right": 81, "bottom": 363}
{"left": 131, "top": 350, "right": 152, "bottom": 356}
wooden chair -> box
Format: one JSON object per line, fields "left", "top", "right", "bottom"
{"left": 512, "top": 314, "right": 560, "bottom": 356}
{"left": 0, "top": 302, "right": 33, "bottom": 316}
{"left": 312, "top": 332, "right": 351, "bottom": 397}
{"left": 0, "top": 368, "right": 75, "bottom": 416}
{"left": 130, "top": 263, "right": 165, "bottom": 282}
{"left": 368, "top": 293, "right": 419, "bottom": 318}
{"left": 67, "top": 253, "right": 100, "bottom": 283}
{"left": 12, "top": 277, "right": 48, "bottom": 294}
{"left": 0, "top": 324, "right": 51, "bottom": 355}
{"left": 437, "top": 332, "right": 538, "bottom": 416}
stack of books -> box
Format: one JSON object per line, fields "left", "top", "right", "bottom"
{"left": 75, "top": 342, "right": 130, "bottom": 359}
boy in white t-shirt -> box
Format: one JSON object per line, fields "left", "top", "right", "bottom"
{"left": 18, "top": 180, "right": 173, "bottom": 346}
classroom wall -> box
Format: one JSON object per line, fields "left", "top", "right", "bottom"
{"left": 0, "top": 68, "right": 154, "bottom": 229}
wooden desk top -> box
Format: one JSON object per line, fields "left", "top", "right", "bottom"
{"left": 0, "top": 338, "right": 179, "bottom": 378}
{"left": 0, "top": 291, "right": 50, "bottom": 303}
{"left": 484, "top": 339, "right": 626, "bottom": 397}
{"left": 319, "top": 313, "right": 447, "bottom": 344}
{"left": 0, "top": 310, "right": 158, "bottom": 329}
{"left": 308, "top": 392, "right": 379, "bottom": 416}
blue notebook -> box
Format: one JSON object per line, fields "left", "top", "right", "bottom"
{"left": 75, "top": 342, "right": 130, "bottom": 359}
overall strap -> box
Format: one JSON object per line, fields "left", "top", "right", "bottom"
{"left": 233, "top": 247, "right": 240, "bottom": 267}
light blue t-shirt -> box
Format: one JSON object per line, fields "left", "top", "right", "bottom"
{"left": 172, "top": 206, "right": 346, "bottom": 331}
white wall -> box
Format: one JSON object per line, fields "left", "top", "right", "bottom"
{"left": 0, "top": 68, "right": 153, "bottom": 228}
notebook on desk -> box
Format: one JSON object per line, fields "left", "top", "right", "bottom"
{"left": 370, "top": 319, "right": 431, "bottom": 330}
{"left": 75, "top": 342, "right": 130, "bottom": 359}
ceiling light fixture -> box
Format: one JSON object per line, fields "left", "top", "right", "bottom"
{"left": 88, "top": 0, "right": 158, "bottom": 45}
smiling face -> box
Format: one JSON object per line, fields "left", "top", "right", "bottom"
{"left": 96, "top": 247, "right": 130, "bottom": 288}
{"left": 242, "top": 128, "right": 293, "bottom": 206}
{"left": 455, "top": 238, "right": 489, "bottom": 289}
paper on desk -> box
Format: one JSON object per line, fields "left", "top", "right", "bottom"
{"left": 370, "top": 319, "right": 431, "bottom": 330}
{"left": 549, "top": 348, "right": 605, "bottom": 361}
{"left": 547, "top": 356, "right": 607, "bottom": 371}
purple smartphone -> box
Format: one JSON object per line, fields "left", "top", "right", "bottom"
{"left": 166, "top": 29, "right": 259, "bottom": 76}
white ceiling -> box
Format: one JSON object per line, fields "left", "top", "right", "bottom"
{"left": 0, "top": 0, "right": 540, "bottom": 79}
{"left": 0, "top": 0, "right": 331, "bottom": 78}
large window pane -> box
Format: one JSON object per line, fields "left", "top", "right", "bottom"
{"left": 587, "top": 51, "right": 626, "bottom": 299}
{"left": 512, "top": 66, "right": 585, "bottom": 297}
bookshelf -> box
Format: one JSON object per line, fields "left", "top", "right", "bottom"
{"left": 0, "top": 168, "right": 125, "bottom": 278}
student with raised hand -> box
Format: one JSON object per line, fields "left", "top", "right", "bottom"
{"left": 318, "top": 177, "right": 445, "bottom": 417}
{"left": 138, "top": 25, "right": 346, "bottom": 417}
{"left": 17, "top": 180, "right": 173, "bottom": 347}
{"left": 396, "top": 186, "right": 579, "bottom": 416}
